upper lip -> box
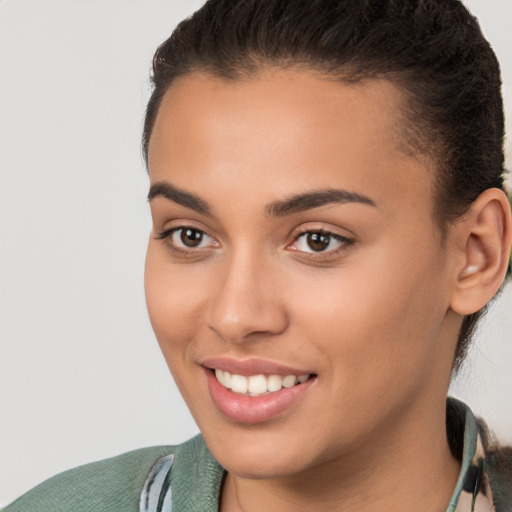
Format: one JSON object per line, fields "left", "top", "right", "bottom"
{"left": 201, "top": 357, "right": 314, "bottom": 376}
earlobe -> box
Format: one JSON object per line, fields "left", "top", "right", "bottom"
{"left": 450, "top": 188, "right": 512, "bottom": 316}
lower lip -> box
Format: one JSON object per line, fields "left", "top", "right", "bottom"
{"left": 204, "top": 368, "right": 316, "bottom": 424}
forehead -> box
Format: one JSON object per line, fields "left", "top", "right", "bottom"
{"left": 148, "top": 70, "right": 435, "bottom": 218}
{"left": 150, "top": 69, "right": 405, "bottom": 161}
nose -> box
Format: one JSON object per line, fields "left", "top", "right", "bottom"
{"left": 206, "top": 251, "right": 289, "bottom": 343}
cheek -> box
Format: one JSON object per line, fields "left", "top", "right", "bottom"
{"left": 144, "top": 242, "right": 208, "bottom": 363}
{"left": 288, "top": 240, "right": 449, "bottom": 390}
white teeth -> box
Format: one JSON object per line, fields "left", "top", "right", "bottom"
{"left": 248, "top": 374, "right": 267, "bottom": 394}
{"left": 230, "top": 374, "right": 248, "bottom": 394}
{"left": 267, "top": 374, "right": 282, "bottom": 392}
{"left": 221, "top": 371, "right": 232, "bottom": 389}
{"left": 214, "top": 370, "right": 311, "bottom": 396}
{"left": 282, "top": 375, "right": 298, "bottom": 388}
{"left": 215, "top": 369, "right": 233, "bottom": 389}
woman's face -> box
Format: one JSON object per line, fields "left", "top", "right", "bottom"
{"left": 145, "top": 70, "right": 460, "bottom": 478}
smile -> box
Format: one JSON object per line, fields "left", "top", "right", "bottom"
{"left": 215, "top": 369, "right": 310, "bottom": 396}
{"left": 204, "top": 364, "right": 316, "bottom": 424}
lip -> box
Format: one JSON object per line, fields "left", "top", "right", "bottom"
{"left": 201, "top": 357, "right": 313, "bottom": 377}
{"left": 203, "top": 366, "right": 316, "bottom": 424}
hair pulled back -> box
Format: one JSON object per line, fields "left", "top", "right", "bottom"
{"left": 143, "top": 0, "right": 507, "bottom": 371}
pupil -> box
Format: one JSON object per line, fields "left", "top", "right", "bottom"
{"left": 307, "top": 232, "right": 330, "bottom": 251}
{"left": 181, "top": 228, "right": 203, "bottom": 247}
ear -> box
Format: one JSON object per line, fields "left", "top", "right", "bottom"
{"left": 450, "top": 188, "right": 512, "bottom": 315}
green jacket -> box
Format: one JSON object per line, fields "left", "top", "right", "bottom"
{"left": 3, "top": 399, "right": 511, "bottom": 511}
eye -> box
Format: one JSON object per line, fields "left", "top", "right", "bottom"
{"left": 156, "top": 226, "right": 218, "bottom": 252}
{"left": 172, "top": 227, "right": 211, "bottom": 248}
{"left": 290, "top": 230, "right": 350, "bottom": 254}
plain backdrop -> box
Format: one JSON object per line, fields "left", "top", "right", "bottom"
{"left": 0, "top": 0, "right": 511, "bottom": 507}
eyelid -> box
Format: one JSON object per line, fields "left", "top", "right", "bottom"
{"left": 157, "top": 226, "right": 217, "bottom": 243}
{"left": 154, "top": 222, "right": 220, "bottom": 259}
{"left": 286, "top": 225, "right": 355, "bottom": 259}
{"left": 288, "top": 223, "right": 354, "bottom": 244}
{"left": 154, "top": 218, "right": 216, "bottom": 240}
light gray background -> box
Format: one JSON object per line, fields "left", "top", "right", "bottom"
{"left": 0, "top": 0, "right": 511, "bottom": 507}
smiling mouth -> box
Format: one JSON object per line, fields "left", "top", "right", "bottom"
{"left": 214, "top": 369, "right": 312, "bottom": 397}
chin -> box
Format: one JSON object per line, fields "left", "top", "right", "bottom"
{"left": 200, "top": 422, "right": 324, "bottom": 479}
{"left": 216, "top": 449, "right": 310, "bottom": 480}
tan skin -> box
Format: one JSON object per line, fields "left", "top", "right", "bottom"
{"left": 145, "top": 69, "right": 512, "bottom": 512}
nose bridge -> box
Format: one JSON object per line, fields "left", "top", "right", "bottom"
{"left": 207, "top": 245, "right": 288, "bottom": 343}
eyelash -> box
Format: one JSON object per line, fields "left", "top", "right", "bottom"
{"left": 155, "top": 226, "right": 216, "bottom": 258}
{"left": 155, "top": 226, "right": 354, "bottom": 261}
{"left": 289, "top": 228, "right": 354, "bottom": 261}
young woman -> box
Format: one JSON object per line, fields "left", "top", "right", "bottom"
{"left": 4, "top": 1, "right": 512, "bottom": 511}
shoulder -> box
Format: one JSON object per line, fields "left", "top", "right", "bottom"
{"left": 2, "top": 445, "right": 177, "bottom": 512}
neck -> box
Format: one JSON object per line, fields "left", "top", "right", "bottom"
{"left": 220, "top": 398, "right": 461, "bottom": 512}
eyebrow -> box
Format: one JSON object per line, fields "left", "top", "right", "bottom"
{"left": 265, "top": 188, "right": 376, "bottom": 217}
{"left": 148, "top": 181, "right": 376, "bottom": 217}
{"left": 148, "top": 182, "right": 212, "bottom": 216}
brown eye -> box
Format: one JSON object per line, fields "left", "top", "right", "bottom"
{"left": 290, "top": 229, "right": 350, "bottom": 256}
{"left": 156, "top": 226, "right": 218, "bottom": 256}
{"left": 306, "top": 232, "right": 331, "bottom": 252}
{"left": 180, "top": 228, "right": 204, "bottom": 247}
